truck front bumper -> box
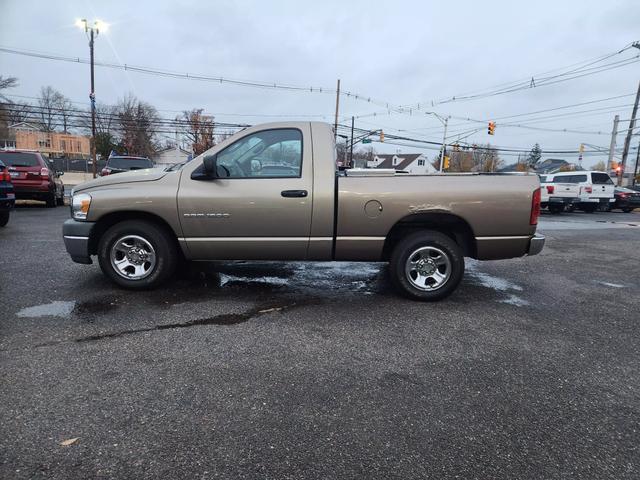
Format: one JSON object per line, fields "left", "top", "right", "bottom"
{"left": 62, "top": 219, "right": 95, "bottom": 264}
{"left": 528, "top": 234, "right": 545, "bottom": 256}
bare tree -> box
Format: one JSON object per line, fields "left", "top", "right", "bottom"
{"left": 180, "top": 109, "right": 215, "bottom": 155}
{"left": 117, "top": 94, "right": 160, "bottom": 158}
{"left": 4, "top": 102, "right": 32, "bottom": 125}
{"left": 592, "top": 160, "right": 606, "bottom": 172}
{"left": 38, "top": 86, "right": 64, "bottom": 132}
{"left": 472, "top": 144, "right": 503, "bottom": 172}
{"left": 0, "top": 76, "right": 18, "bottom": 102}
{"left": 56, "top": 96, "right": 74, "bottom": 133}
{"left": 95, "top": 103, "right": 118, "bottom": 134}
{"left": 0, "top": 76, "right": 20, "bottom": 141}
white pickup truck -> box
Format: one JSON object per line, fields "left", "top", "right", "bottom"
{"left": 549, "top": 171, "right": 615, "bottom": 213}
{"left": 539, "top": 174, "right": 581, "bottom": 214}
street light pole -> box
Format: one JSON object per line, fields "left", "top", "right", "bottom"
{"left": 76, "top": 18, "right": 108, "bottom": 178}
{"left": 89, "top": 27, "right": 97, "bottom": 178}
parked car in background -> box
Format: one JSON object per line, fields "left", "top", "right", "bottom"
{"left": 539, "top": 174, "right": 581, "bottom": 213}
{"left": 612, "top": 187, "right": 640, "bottom": 213}
{"left": 100, "top": 156, "right": 154, "bottom": 176}
{"left": 0, "top": 159, "right": 16, "bottom": 226}
{"left": 548, "top": 171, "right": 615, "bottom": 213}
{"left": 0, "top": 150, "right": 64, "bottom": 207}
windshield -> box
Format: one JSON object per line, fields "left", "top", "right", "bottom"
{"left": 108, "top": 157, "right": 153, "bottom": 169}
{"left": 0, "top": 152, "right": 41, "bottom": 167}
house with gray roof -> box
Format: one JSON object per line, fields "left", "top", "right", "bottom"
{"left": 367, "top": 153, "right": 437, "bottom": 174}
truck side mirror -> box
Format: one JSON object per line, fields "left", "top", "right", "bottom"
{"left": 202, "top": 154, "right": 218, "bottom": 178}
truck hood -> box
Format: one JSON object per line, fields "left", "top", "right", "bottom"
{"left": 72, "top": 168, "right": 168, "bottom": 192}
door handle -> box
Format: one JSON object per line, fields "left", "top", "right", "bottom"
{"left": 281, "top": 190, "right": 308, "bottom": 198}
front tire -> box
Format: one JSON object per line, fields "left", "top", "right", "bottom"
{"left": 45, "top": 191, "right": 56, "bottom": 208}
{"left": 389, "top": 230, "right": 465, "bottom": 301}
{"left": 97, "top": 220, "right": 178, "bottom": 289}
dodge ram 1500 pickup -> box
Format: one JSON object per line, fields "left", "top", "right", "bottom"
{"left": 63, "top": 122, "right": 544, "bottom": 300}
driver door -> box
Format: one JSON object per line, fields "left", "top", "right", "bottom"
{"left": 177, "top": 125, "right": 313, "bottom": 260}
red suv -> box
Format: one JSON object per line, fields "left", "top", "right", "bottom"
{"left": 0, "top": 150, "right": 65, "bottom": 207}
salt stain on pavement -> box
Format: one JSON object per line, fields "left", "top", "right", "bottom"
{"left": 596, "top": 281, "right": 626, "bottom": 288}
{"left": 16, "top": 301, "right": 76, "bottom": 318}
{"left": 466, "top": 260, "right": 529, "bottom": 306}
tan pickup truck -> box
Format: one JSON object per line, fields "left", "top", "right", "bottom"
{"left": 63, "top": 122, "right": 544, "bottom": 300}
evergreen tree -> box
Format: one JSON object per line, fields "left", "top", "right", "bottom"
{"left": 526, "top": 143, "right": 542, "bottom": 166}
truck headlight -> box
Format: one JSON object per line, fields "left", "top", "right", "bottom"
{"left": 71, "top": 193, "right": 92, "bottom": 220}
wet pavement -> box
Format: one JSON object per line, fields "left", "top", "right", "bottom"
{"left": 1, "top": 206, "right": 639, "bottom": 479}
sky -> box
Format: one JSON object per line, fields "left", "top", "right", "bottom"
{"left": 1, "top": 0, "right": 639, "bottom": 168}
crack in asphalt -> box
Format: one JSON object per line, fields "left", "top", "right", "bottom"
{"left": 25, "top": 303, "right": 296, "bottom": 348}
{"left": 74, "top": 303, "right": 295, "bottom": 343}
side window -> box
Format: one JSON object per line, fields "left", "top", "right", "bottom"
{"left": 216, "top": 129, "right": 302, "bottom": 178}
{"left": 592, "top": 173, "right": 613, "bottom": 185}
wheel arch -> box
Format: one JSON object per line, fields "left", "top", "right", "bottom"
{"left": 88, "top": 211, "right": 180, "bottom": 256}
{"left": 382, "top": 212, "right": 477, "bottom": 260}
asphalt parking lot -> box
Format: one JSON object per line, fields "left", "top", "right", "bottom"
{"left": 1, "top": 205, "right": 639, "bottom": 479}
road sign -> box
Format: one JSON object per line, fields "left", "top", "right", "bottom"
{"left": 362, "top": 139, "right": 372, "bottom": 144}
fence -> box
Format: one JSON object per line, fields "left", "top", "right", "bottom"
{"left": 47, "top": 157, "right": 108, "bottom": 173}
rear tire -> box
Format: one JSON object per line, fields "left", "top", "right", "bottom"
{"left": 45, "top": 191, "right": 56, "bottom": 208}
{"left": 581, "top": 204, "right": 597, "bottom": 213}
{"left": 622, "top": 207, "right": 633, "bottom": 213}
{"left": 0, "top": 211, "right": 9, "bottom": 227}
{"left": 97, "top": 220, "right": 178, "bottom": 289}
{"left": 548, "top": 204, "right": 564, "bottom": 214}
{"left": 389, "top": 230, "right": 465, "bottom": 301}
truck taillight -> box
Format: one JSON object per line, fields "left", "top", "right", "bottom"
{"left": 584, "top": 186, "right": 592, "bottom": 194}
{"left": 546, "top": 185, "right": 554, "bottom": 194}
{"left": 1, "top": 170, "right": 11, "bottom": 182}
{"left": 101, "top": 168, "right": 110, "bottom": 176}
{"left": 40, "top": 167, "right": 50, "bottom": 176}
{"left": 530, "top": 188, "right": 541, "bottom": 225}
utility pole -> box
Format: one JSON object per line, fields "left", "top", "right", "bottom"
{"left": 349, "top": 116, "right": 354, "bottom": 168}
{"left": 633, "top": 137, "right": 640, "bottom": 187}
{"left": 333, "top": 79, "right": 340, "bottom": 140}
{"left": 606, "top": 115, "right": 619, "bottom": 172}
{"left": 619, "top": 80, "right": 640, "bottom": 186}
{"left": 438, "top": 116, "right": 449, "bottom": 173}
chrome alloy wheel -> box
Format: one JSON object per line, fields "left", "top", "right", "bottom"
{"left": 404, "top": 246, "right": 451, "bottom": 291}
{"left": 110, "top": 235, "right": 156, "bottom": 280}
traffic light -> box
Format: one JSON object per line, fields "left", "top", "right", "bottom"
{"left": 379, "top": 130, "right": 384, "bottom": 142}
{"left": 487, "top": 121, "right": 496, "bottom": 135}
{"left": 443, "top": 156, "right": 450, "bottom": 170}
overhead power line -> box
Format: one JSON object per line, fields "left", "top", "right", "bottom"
{"left": 0, "top": 46, "right": 401, "bottom": 112}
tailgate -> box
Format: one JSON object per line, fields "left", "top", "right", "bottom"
{"left": 552, "top": 182, "right": 580, "bottom": 198}
{"left": 7, "top": 166, "right": 44, "bottom": 188}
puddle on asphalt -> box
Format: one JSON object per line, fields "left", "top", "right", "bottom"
{"left": 206, "top": 261, "right": 385, "bottom": 296}
{"left": 16, "top": 301, "right": 76, "bottom": 318}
